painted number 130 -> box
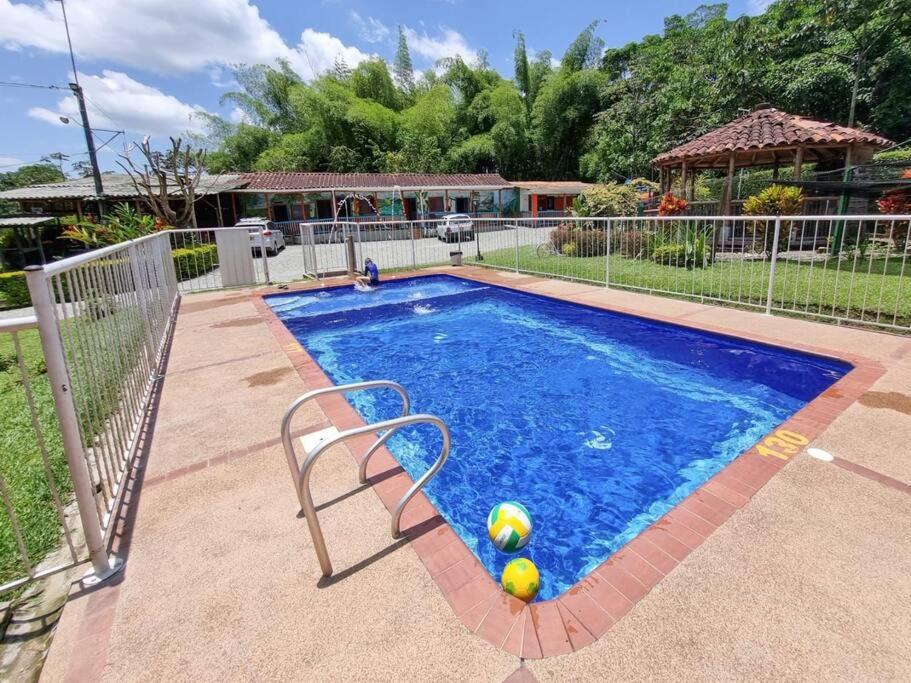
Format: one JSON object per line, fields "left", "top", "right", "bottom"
{"left": 755, "top": 429, "right": 809, "bottom": 461}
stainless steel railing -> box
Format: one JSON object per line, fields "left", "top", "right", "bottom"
{"left": 281, "top": 381, "right": 450, "bottom": 577}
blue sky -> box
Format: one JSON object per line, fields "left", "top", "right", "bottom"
{"left": 0, "top": 0, "right": 768, "bottom": 173}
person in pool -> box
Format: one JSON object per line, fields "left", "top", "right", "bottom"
{"left": 356, "top": 257, "right": 380, "bottom": 288}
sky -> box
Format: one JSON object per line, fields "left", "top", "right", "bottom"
{"left": 0, "top": 0, "right": 771, "bottom": 174}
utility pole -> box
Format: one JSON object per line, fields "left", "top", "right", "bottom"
{"left": 60, "top": 0, "right": 104, "bottom": 217}
{"left": 69, "top": 83, "right": 104, "bottom": 207}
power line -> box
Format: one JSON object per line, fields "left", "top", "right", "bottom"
{"left": 0, "top": 81, "right": 67, "bottom": 90}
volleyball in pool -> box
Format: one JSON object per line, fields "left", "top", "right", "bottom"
{"left": 487, "top": 501, "right": 533, "bottom": 553}
{"left": 501, "top": 557, "right": 540, "bottom": 602}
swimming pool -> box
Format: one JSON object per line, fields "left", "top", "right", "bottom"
{"left": 268, "top": 275, "right": 849, "bottom": 600}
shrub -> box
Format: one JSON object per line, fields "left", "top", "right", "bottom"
{"left": 172, "top": 244, "right": 219, "bottom": 281}
{"left": 61, "top": 203, "right": 167, "bottom": 248}
{"left": 616, "top": 230, "right": 645, "bottom": 258}
{"left": 658, "top": 192, "right": 688, "bottom": 216}
{"left": 652, "top": 243, "right": 686, "bottom": 265}
{"left": 549, "top": 225, "right": 609, "bottom": 258}
{"left": 741, "top": 184, "right": 805, "bottom": 216}
{"left": 0, "top": 271, "right": 29, "bottom": 308}
{"left": 572, "top": 183, "right": 639, "bottom": 218}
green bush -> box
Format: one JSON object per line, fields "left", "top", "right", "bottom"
{"left": 550, "top": 226, "right": 609, "bottom": 257}
{"left": 572, "top": 183, "right": 640, "bottom": 218}
{"left": 0, "top": 271, "right": 29, "bottom": 308}
{"left": 172, "top": 244, "right": 219, "bottom": 281}
{"left": 652, "top": 243, "right": 687, "bottom": 265}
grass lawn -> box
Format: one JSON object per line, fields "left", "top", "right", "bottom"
{"left": 474, "top": 246, "right": 911, "bottom": 328}
{"left": 0, "top": 328, "right": 72, "bottom": 588}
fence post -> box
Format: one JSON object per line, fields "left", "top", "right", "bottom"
{"left": 605, "top": 218, "right": 612, "bottom": 288}
{"left": 765, "top": 216, "right": 782, "bottom": 315}
{"left": 24, "top": 266, "right": 122, "bottom": 584}
{"left": 259, "top": 226, "right": 271, "bottom": 284}
{"left": 410, "top": 221, "right": 417, "bottom": 270}
{"left": 514, "top": 221, "right": 520, "bottom": 273}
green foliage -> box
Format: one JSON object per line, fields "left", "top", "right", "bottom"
{"left": 652, "top": 243, "right": 687, "bottom": 265}
{"left": 199, "top": 1, "right": 905, "bottom": 182}
{"left": 874, "top": 148, "right": 911, "bottom": 163}
{"left": 172, "top": 244, "right": 219, "bottom": 281}
{"left": 550, "top": 225, "right": 609, "bottom": 257}
{"left": 0, "top": 271, "right": 29, "bottom": 308}
{"left": 61, "top": 203, "right": 163, "bottom": 248}
{"left": 742, "top": 184, "right": 806, "bottom": 215}
{"left": 0, "top": 163, "right": 66, "bottom": 215}
{"left": 393, "top": 26, "right": 415, "bottom": 95}
{"left": 573, "top": 184, "right": 640, "bottom": 217}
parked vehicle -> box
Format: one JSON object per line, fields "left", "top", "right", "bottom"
{"left": 436, "top": 214, "right": 474, "bottom": 242}
{"left": 237, "top": 218, "right": 286, "bottom": 255}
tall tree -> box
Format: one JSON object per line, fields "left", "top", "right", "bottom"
{"left": 562, "top": 21, "right": 605, "bottom": 72}
{"left": 393, "top": 26, "right": 415, "bottom": 95}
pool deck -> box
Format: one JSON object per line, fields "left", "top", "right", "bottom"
{"left": 40, "top": 266, "right": 911, "bottom": 681}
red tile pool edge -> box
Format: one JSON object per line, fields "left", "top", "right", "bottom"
{"left": 251, "top": 275, "right": 886, "bottom": 660}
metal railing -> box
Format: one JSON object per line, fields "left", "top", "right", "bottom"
{"left": 0, "top": 316, "right": 83, "bottom": 594}
{"left": 10, "top": 231, "right": 181, "bottom": 591}
{"left": 281, "top": 381, "right": 450, "bottom": 577}
{"left": 327, "top": 215, "right": 911, "bottom": 331}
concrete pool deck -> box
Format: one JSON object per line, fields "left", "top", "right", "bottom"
{"left": 40, "top": 267, "right": 911, "bottom": 681}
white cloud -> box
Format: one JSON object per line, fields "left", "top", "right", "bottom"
{"left": 290, "top": 28, "right": 372, "bottom": 79}
{"left": 747, "top": 0, "right": 774, "bottom": 14}
{"left": 28, "top": 70, "right": 208, "bottom": 137}
{"left": 0, "top": 0, "right": 371, "bottom": 80}
{"left": 403, "top": 26, "right": 473, "bottom": 64}
{"left": 0, "top": 155, "right": 24, "bottom": 169}
{"left": 349, "top": 11, "right": 391, "bottom": 44}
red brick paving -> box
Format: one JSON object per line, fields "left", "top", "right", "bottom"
{"left": 255, "top": 271, "right": 888, "bottom": 659}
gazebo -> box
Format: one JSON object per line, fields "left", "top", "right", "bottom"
{"left": 651, "top": 104, "right": 892, "bottom": 214}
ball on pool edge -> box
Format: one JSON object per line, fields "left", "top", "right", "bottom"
{"left": 501, "top": 557, "right": 540, "bottom": 602}
{"left": 487, "top": 501, "right": 533, "bottom": 553}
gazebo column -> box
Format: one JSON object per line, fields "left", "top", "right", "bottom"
{"left": 720, "top": 153, "right": 736, "bottom": 216}
{"left": 679, "top": 160, "right": 688, "bottom": 196}
{"left": 792, "top": 147, "right": 804, "bottom": 181}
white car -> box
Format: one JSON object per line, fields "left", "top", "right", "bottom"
{"left": 436, "top": 214, "right": 474, "bottom": 242}
{"left": 237, "top": 218, "right": 285, "bottom": 255}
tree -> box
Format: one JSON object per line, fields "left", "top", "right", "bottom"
{"left": 333, "top": 55, "right": 351, "bottom": 81}
{"left": 816, "top": 0, "right": 911, "bottom": 127}
{"left": 40, "top": 152, "right": 70, "bottom": 176}
{"left": 118, "top": 137, "right": 207, "bottom": 228}
{"left": 393, "top": 26, "right": 415, "bottom": 95}
{"left": 562, "top": 21, "right": 605, "bottom": 72}
{"left": 0, "top": 163, "right": 66, "bottom": 215}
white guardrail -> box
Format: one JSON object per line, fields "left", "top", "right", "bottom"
{"left": 0, "top": 231, "right": 179, "bottom": 595}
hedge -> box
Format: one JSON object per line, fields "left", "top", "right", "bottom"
{"left": 0, "top": 271, "right": 29, "bottom": 309}
{"left": 0, "top": 243, "right": 221, "bottom": 308}
{"left": 172, "top": 244, "right": 219, "bottom": 282}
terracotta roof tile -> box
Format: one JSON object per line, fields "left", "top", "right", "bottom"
{"left": 237, "top": 172, "right": 512, "bottom": 191}
{"left": 652, "top": 107, "right": 891, "bottom": 166}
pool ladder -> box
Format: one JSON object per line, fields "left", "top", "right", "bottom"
{"left": 280, "top": 381, "right": 450, "bottom": 577}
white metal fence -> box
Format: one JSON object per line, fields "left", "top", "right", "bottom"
{"left": 0, "top": 232, "right": 180, "bottom": 595}
{"left": 160, "top": 215, "right": 911, "bottom": 331}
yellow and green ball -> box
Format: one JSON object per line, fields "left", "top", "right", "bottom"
{"left": 487, "top": 501, "right": 533, "bottom": 553}
{"left": 501, "top": 558, "right": 540, "bottom": 602}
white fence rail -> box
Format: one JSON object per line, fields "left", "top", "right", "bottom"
{"left": 160, "top": 215, "right": 911, "bottom": 330}
{"left": 0, "top": 232, "right": 180, "bottom": 595}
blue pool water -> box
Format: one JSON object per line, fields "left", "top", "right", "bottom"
{"left": 268, "top": 275, "right": 849, "bottom": 600}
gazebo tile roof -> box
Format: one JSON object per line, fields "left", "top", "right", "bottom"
{"left": 652, "top": 106, "right": 891, "bottom": 166}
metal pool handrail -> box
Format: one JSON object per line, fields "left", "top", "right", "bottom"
{"left": 297, "top": 414, "right": 450, "bottom": 576}
{"left": 280, "top": 380, "right": 410, "bottom": 510}
{"left": 281, "top": 381, "right": 450, "bottom": 576}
